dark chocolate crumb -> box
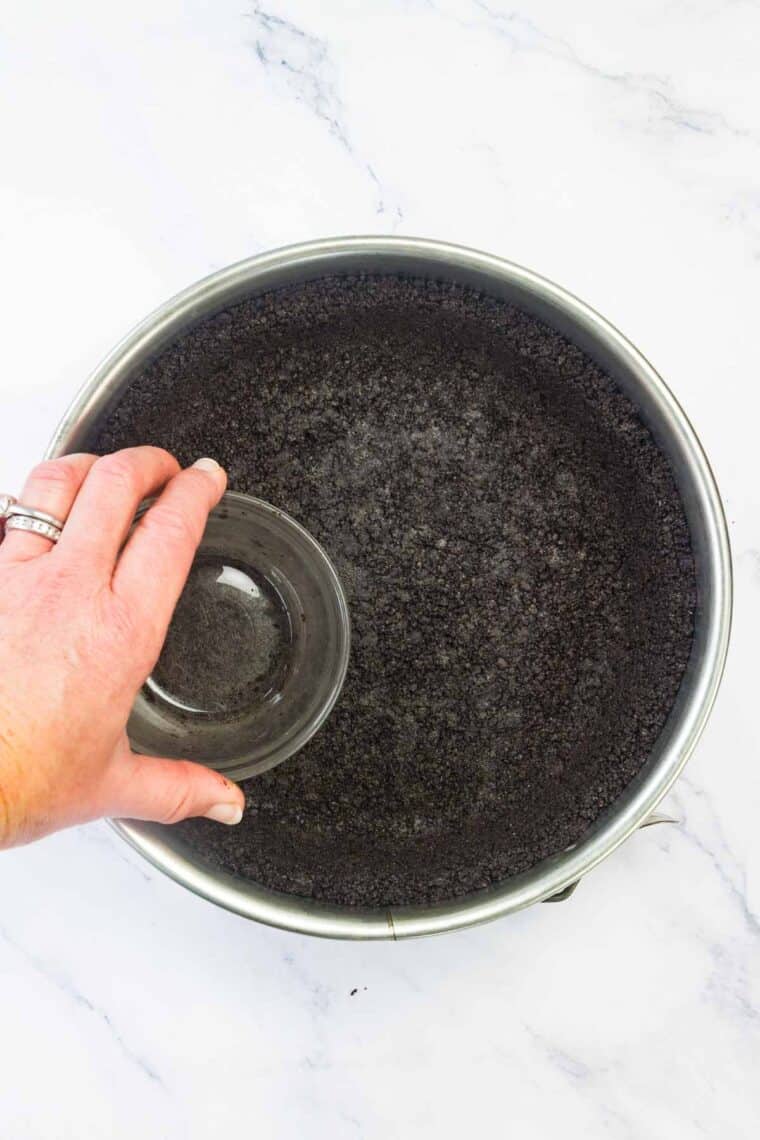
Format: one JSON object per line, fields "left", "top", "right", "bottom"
{"left": 91, "top": 274, "right": 696, "bottom": 908}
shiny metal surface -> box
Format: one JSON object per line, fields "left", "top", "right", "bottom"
{"left": 46, "top": 236, "right": 733, "bottom": 940}
{"left": 4, "top": 500, "right": 65, "bottom": 544}
{"left": 5, "top": 515, "right": 62, "bottom": 543}
{"left": 6, "top": 502, "right": 66, "bottom": 530}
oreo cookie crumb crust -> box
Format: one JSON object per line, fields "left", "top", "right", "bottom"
{"left": 92, "top": 275, "right": 696, "bottom": 907}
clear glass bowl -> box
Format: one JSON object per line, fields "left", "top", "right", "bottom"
{"left": 128, "top": 492, "right": 350, "bottom": 781}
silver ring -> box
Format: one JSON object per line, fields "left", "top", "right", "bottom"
{"left": 6, "top": 503, "right": 66, "bottom": 531}
{"left": 5, "top": 516, "right": 62, "bottom": 543}
{"left": 1, "top": 495, "right": 66, "bottom": 544}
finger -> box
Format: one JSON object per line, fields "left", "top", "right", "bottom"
{"left": 102, "top": 751, "right": 245, "bottom": 826}
{"left": 112, "top": 458, "right": 226, "bottom": 636}
{"left": 0, "top": 454, "right": 98, "bottom": 563}
{"left": 57, "top": 446, "right": 181, "bottom": 576}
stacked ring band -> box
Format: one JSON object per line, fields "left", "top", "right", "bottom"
{"left": 1, "top": 496, "right": 66, "bottom": 544}
{"left": 5, "top": 516, "right": 63, "bottom": 543}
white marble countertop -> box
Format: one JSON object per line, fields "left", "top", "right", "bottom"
{"left": 1, "top": 2, "right": 758, "bottom": 1136}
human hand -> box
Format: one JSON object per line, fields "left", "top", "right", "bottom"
{"left": 0, "top": 447, "right": 245, "bottom": 848}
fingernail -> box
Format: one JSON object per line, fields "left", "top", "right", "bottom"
{"left": 193, "top": 457, "right": 222, "bottom": 472}
{"left": 204, "top": 802, "right": 243, "bottom": 825}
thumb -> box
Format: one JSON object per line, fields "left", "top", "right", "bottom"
{"left": 104, "top": 750, "right": 245, "bottom": 826}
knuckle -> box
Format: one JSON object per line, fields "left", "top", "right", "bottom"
{"left": 28, "top": 459, "right": 80, "bottom": 498}
{"left": 159, "top": 766, "right": 198, "bottom": 824}
{"left": 143, "top": 503, "right": 199, "bottom": 549}
{"left": 93, "top": 453, "right": 140, "bottom": 498}
{"left": 144, "top": 445, "right": 176, "bottom": 468}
